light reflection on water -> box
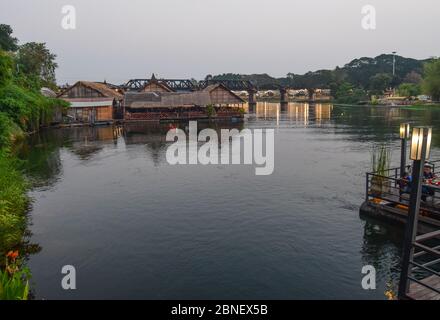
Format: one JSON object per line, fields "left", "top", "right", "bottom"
{"left": 21, "top": 102, "right": 440, "bottom": 299}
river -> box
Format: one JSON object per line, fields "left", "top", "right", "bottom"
{"left": 20, "top": 102, "right": 440, "bottom": 299}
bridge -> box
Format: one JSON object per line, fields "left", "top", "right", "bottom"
{"left": 121, "top": 76, "right": 317, "bottom": 106}
{"left": 123, "top": 78, "right": 198, "bottom": 91}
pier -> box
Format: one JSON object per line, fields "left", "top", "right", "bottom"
{"left": 361, "top": 158, "right": 440, "bottom": 299}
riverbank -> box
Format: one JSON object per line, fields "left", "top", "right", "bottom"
{"left": 334, "top": 103, "right": 440, "bottom": 108}
{"left": 0, "top": 154, "right": 28, "bottom": 254}
{"left": 0, "top": 49, "right": 68, "bottom": 299}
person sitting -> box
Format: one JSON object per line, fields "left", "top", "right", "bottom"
{"left": 399, "top": 172, "right": 412, "bottom": 194}
{"left": 422, "top": 163, "right": 435, "bottom": 201}
{"left": 423, "top": 163, "right": 435, "bottom": 180}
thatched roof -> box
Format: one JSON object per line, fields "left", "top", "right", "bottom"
{"left": 202, "top": 83, "right": 245, "bottom": 103}
{"left": 58, "top": 81, "right": 123, "bottom": 100}
{"left": 142, "top": 80, "right": 174, "bottom": 92}
{"left": 125, "top": 91, "right": 211, "bottom": 109}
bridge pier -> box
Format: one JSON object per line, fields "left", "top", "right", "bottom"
{"left": 280, "top": 88, "right": 288, "bottom": 111}
{"left": 307, "top": 88, "right": 315, "bottom": 101}
{"left": 248, "top": 89, "right": 257, "bottom": 112}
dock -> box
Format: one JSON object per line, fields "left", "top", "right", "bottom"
{"left": 408, "top": 275, "right": 440, "bottom": 300}
{"left": 360, "top": 161, "right": 440, "bottom": 300}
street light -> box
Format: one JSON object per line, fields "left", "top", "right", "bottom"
{"left": 392, "top": 51, "right": 397, "bottom": 77}
{"left": 398, "top": 126, "right": 433, "bottom": 299}
{"left": 410, "top": 127, "right": 432, "bottom": 160}
{"left": 400, "top": 123, "right": 411, "bottom": 178}
{"left": 400, "top": 123, "right": 411, "bottom": 140}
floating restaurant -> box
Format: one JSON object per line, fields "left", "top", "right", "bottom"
{"left": 360, "top": 124, "right": 440, "bottom": 300}
{"left": 58, "top": 81, "right": 124, "bottom": 124}
{"left": 124, "top": 83, "right": 245, "bottom": 121}
{"left": 58, "top": 75, "right": 245, "bottom": 124}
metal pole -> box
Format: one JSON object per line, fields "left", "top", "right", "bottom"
{"left": 398, "top": 134, "right": 428, "bottom": 299}
{"left": 400, "top": 138, "right": 407, "bottom": 178}
{"left": 392, "top": 52, "right": 397, "bottom": 77}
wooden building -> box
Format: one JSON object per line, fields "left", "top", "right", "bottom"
{"left": 58, "top": 81, "right": 123, "bottom": 124}
{"left": 202, "top": 84, "right": 245, "bottom": 106}
{"left": 124, "top": 84, "right": 244, "bottom": 121}
{"left": 141, "top": 74, "right": 174, "bottom": 93}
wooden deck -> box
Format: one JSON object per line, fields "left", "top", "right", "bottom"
{"left": 407, "top": 275, "right": 440, "bottom": 300}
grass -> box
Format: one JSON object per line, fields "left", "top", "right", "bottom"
{"left": 401, "top": 104, "right": 440, "bottom": 110}
{"left": 371, "top": 144, "right": 391, "bottom": 175}
{"left": 0, "top": 154, "right": 29, "bottom": 256}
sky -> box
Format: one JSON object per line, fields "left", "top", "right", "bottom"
{"left": 0, "top": 0, "right": 439, "bottom": 85}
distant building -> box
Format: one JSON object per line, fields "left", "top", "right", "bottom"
{"left": 417, "top": 95, "right": 431, "bottom": 102}
{"left": 141, "top": 74, "right": 174, "bottom": 93}
{"left": 58, "top": 81, "right": 123, "bottom": 123}
{"left": 41, "top": 87, "right": 63, "bottom": 123}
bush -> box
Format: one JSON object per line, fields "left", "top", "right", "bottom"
{"left": 0, "top": 83, "right": 60, "bottom": 132}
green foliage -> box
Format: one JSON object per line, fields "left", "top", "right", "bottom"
{"left": 0, "top": 112, "right": 19, "bottom": 150}
{"left": 0, "top": 26, "right": 62, "bottom": 298}
{"left": 211, "top": 54, "right": 428, "bottom": 92}
{"left": 0, "top": 25, "right": 18, "bottom": 52}
{"left": 369, "top": 73, "right": 393, "bottom": 95}
{"left": 16, "top": 42, "right": 58, "bottom": 89}
{"left": 398, "top": 83, "right": 421, "bottom": 97}
{"left": 0, "top": 83, "right": 62, "bottom": 132}
{"left": 0, "top": 50, "right": 13, "bottom": 87}
{"left": 0, "top": 156, "right": 28, "bottom": 255}
{"left": 333, "top": 82, "right": 368, "bottom": 104}
{"left": 422, "top": 59, "right": 440, "bottom": 101}
{"left": 206, "top": 104, "right": 215, "bottom": 117}
{"left": 371, "top": 145, "right": 391, "bottom": 175}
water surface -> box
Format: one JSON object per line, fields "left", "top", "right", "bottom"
{"left": 22, "top": 103, "right": 440, "bottom": 299}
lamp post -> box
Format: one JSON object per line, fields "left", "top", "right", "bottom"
{"left": 392, "top": 51, "right": 397, "bottom": 77}
{"left": 398, "top": 126, "right": 432, "bottom": 299}
{"left": 400, "top": 123, "right": 411, "bottom": 178}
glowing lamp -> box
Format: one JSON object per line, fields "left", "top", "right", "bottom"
{"left": 400, "top": 123, "right": 411, "bottom": 139}
{"left": 410, "top": 127, "right": 432, "bottom": 161}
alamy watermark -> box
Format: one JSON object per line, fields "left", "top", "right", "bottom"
{"left": 165, "top": 121, "right": 274, "bottom": 175}
{"left": 61, "top": 265, "right": 76, "bottom": 290}
{"left": 361, "top": 5, "right": 376, "bottom": 30}
{"left": 361, "top": 265, "right": 376, "bottom": 290}
{"left": 61, "top": 5, "right": 76, "bottom": 30}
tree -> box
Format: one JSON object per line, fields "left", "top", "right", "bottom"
{"left": 403, "top": 71, "right": 422, "bottom": 84}
{"left": 369, "top": 73, "right": 392, "bottom": 94}
{"left": 422, "top": 59, "right": 440, "bottom": 101}
{"left": 398, "top": 83, "right": 421, "bottom": 97}
{"left": 334, "top": 82, "right": 367, "bottom": 104}
{"left": 0, "top": 50, "right": 13, "bottom": 86}
{"left": 16, "top": 42, "right": 58, "bottom": 89}
{"left": 0, "top": 24, "right": 18, "bottom": 52}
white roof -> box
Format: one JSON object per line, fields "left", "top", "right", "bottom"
{"left": 69, "top": 100, "right": 113, "bottom": 108}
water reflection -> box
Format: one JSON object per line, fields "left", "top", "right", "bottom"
{"left": 359, "top": 215, "right": 403, "bottom": 294}
{"left": 245, "top": 102, "right": 333, "bottom": 126}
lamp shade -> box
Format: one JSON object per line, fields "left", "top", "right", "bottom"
{"left": 410, "top": 127, "right": 432, "bottom": 160}
{"left": 400, "top": 123, "right": 411, "bottom": 139}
